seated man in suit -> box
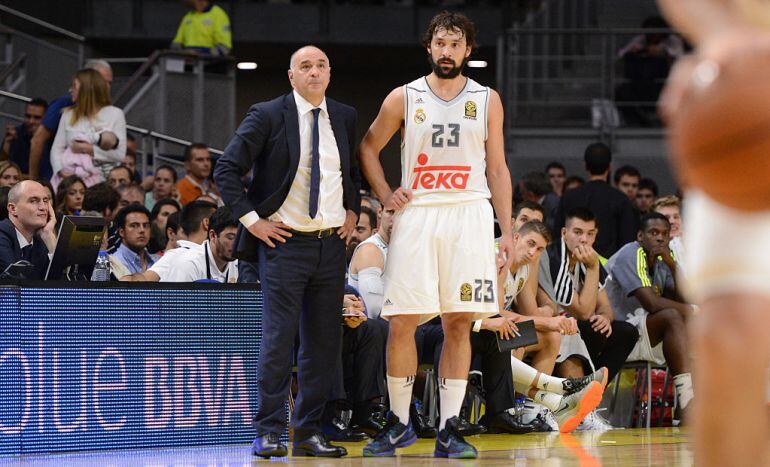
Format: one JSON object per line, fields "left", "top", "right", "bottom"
{"left": 0, "top": 180, "right": 57, "bottom": 279}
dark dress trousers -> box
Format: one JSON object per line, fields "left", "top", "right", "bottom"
{"left": 0, "top": 219, "right": 50, "bottom": 279}
{"left": 214, "top": 92, "right": 360, "bottom": 439}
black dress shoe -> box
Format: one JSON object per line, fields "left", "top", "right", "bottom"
{"left": 252, "top": 432, "right": 287, "bottom": 458}
{"left": 352, "top": 406, "right": 387, "bottom": 437}
{"left": 322, "top": 416, "right": 368, "bottom": 442}
{"left": 293, "top": 433, "right": 348, "bottom": 457}
{"left": 453, "top": 416, "right": 487, "bottom": 436}
{"left": 410, "top": 399, "right": 438, "bottom": 438}
{"left": 480, "top": 411, "right": 536, "bottom": 434}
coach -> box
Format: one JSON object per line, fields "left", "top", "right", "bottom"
{"left": 214, "top": 45, "right": 360, "bottom": 458}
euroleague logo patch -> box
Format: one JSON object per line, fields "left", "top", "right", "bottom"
{"left": 414, "top": 108, "right": 426, "bottom": 124}
{"left": 412, "top": 153, "right": 470, "bottom": 190}
{"left": 460, "top": 283, "right": 473, "bottom": 302}
{"left": 464, "top": 101, "right": 477, "bottom": 119}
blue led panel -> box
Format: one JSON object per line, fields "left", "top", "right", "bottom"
{"left": 0, "top": 285, "right": 271, "bottom": 455}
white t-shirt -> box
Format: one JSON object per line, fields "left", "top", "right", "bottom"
{"left": 148, "top": 240, "right": 202, "bottom": 281}
{"left": 161, "top": 240, "right": 238, "bottom": 283}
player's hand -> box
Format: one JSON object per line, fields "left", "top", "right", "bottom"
{"left": 247, "top": 219, "right": 293, "bottom": 248}
{"left": 384, "top": 187, "right": 413, "bottom": 212}
{"left": 343, "top": 295, "right": 367, "bottom": 328}
{"left": 482, "top": 316, "right": 520, "bottom": 340}
{"left": 337, "top": 210, "right": 358, "bottom": 244}
{"left": 574, "top": 244, "right": 599, "bottom": 269}
{"left": 589, "top": 314, "right": 612, "bottom": 337}
{"left": 496, "top": 233, "right": 515, "bottom": 275}
{"left": 549, "top": 316, "right": 578, "bottom": 335}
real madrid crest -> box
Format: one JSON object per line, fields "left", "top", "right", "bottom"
{"left": 464, "top": 101, "right": 477, "bottom": 119}
{"left": 414, "top": 108, "right": 426, "bottom": 124}
{"left": 460, "top": 283, "right": 472, "bottom": 302}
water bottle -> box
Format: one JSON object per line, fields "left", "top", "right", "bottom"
{"left": 91, "top": 251, "right": 111, "bottom": 281}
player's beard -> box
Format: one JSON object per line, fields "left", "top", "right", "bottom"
{"left": 428, "top": 55, "right": 468, "bottom": 79}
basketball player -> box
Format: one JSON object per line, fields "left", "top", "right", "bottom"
{"left": 494, "top": 220, "right": 608, "bottom": 434}
{"left": 658, "top": 1, "right": 770, "bottom": 465}
{"left": 359, "top": 12, "right": 513, "bottom": 458}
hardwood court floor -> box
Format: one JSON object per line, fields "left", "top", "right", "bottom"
{"left": 0, "top": 428, "right": 691, "bottom": 466}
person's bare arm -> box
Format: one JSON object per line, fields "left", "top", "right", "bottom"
{"left": 359, "top": 87, "right": 408, "bottom": 210}
{"left": 485, "top": 90, "right": 514, "bottom": 273}
{"left": 564, "top": 246, "right": 601, "bottom": 320}
{"left": 634, "top": 286, "right": 694, "bottom": 319}
{"left": 29, "top": 125, "right": 52, "bottom": 179}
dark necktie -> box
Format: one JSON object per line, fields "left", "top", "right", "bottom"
{"left": 309, "top": 107, "right": 321, "bottom": 219}
{"left": 21, "top": 244, "right": 32, "bottom": 261}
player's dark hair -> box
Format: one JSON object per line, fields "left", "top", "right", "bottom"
{"left": 513, "top": 200, "right": 545, "bottom": 220}
{"left": 165, "top": 211, "right": 181, "bottom": 236}
{"left": 359, "top": 206, "right": 378, "bottom": 230}
{"left": 638, "top": 177, "right": 659, "bottom": 197}
{"left": 565, "top": 207, "right": 598, "bottom": 229}
{"left": 180, "top": 200, "right": 216, "bottom": 236}
{"left": 208, "top": 206, "right": 236, "bottom": 236}
{"left": 639, "top": 212, "right": 670, "bottom": 231}
{"left": 422, "top": 11, "right": 478, "bottom": 51}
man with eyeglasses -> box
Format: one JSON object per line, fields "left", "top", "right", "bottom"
{"left": 1, "top": 99, "right": 48, "bottom": 174}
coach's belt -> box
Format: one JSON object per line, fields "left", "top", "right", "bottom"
{"left": 290, "top": 227, "right": 337, "bottom": 239}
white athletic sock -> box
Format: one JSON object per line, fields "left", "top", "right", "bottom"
{"left": 673, "top": 373, "right": 694, "bottom": 410}
{"left": 533, "top": 390, "right": 563, "bottom": 412}
{"left": 439, "top": 378, "right": 467, "bottom": 430}
{"left": 510, "top": 355, "right": 567, "bottom": 394}
{"left": 387, "top": 375, "right": 414, "bottom": 425}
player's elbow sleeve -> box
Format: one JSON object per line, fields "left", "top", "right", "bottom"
{"left": 358, "top": 267, "right": 384, "bottom": 319}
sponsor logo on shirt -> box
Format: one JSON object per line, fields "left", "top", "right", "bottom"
{"left": 464, "top": 101, "right": 477, "bottom": 119}
{"left": 411, "top": 154, "right": 470, "bottom": 190}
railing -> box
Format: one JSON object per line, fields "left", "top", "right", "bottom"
{"left": 502, "top": 26, "right": 677, "bottom": 137}
{"left": 103, "top": 49, "right": 236, "bottom": 151}
{"left": 0, "top": 3, "right": 84, "bottom": 66}
{"left": 0, "top": 89, "right": 224, "bottom": 178}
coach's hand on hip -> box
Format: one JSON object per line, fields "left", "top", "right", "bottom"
{"left": 337, "top": 209, "right": 358, "bottom": 244}
{"left": 247, "top": 219, "right": 293, "bottom": 248}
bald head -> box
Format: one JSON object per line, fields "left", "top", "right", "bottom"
{"left": 85, "top": 59, "right": 113, "bottom": 87}
{"left": 289, "top": 45, "right": 329, "bottom": 71}
{"left": 8, "top": 180, "right": 42, "bottom": 204}
{"left": 288, "top": 45, "right": 331, "bottom": 106}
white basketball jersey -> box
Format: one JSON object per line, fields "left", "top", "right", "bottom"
{"left": 495, "top": 238, "right": 530, "bottom": 310}
{"left": 402, "top": 77, "right": 492, "bottom": 206}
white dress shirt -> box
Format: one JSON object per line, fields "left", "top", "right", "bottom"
{"left": 239, "top": 90, "right": 346, "bottom": 231}
{"left": 148, "top": 239, "right": 202, "bottom": 281}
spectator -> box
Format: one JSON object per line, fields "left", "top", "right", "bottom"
{"left": 616, "top": 16, "right": 684, "bottom": 126}
{"left": 0, "top": 161, "right": 22, "bottom": 187}
{"left": 54, "top": 175, "right": 86, "bottom": 216}
{"left": 171, "top": 0, "right": 232, "bottom": 57}
{"left": 164, "top": 211, "right": 182, "bottom": 250}
{"left": 555, "top": 143, "right": 637, "bottom": 258}
{"left": 0, "top": 98, "right": 47, "bottom": 173}
{"left": 38, "top": 180, "right": 55, "bottom": 204}
{"left": 605, "top": 213, "right": 694, "bottom": 424}
{"left": 613, "top": 165, "right": 641, "bottom": 201}
{"left": 116, "top": 183, "right": 145, "bottom": 210}
{"left": 109, "top": 204, "right": 157, "bottom": 279}
{"left": 162, "top": 206, "right": 238, "bottom": 282}
{"left": 120, "top": 200, "right": 216, "bottom": 281}
{"left": 545, "top": 162, "right": 567, "bottom": 197}
{"left": 347, "top": 205, "right": 377, "bottom": 263}
{"left": 83, "top": 182, "right": 120, "bottom": 222}
{"left": 108, "top": 165, "right": 133, "bottom": 189}
{"left": 653, "top": 195, "right": 685, "bottom": 272}
{"left": 126, "top": 133, "right": 138, "bottom": 155}
{"left": 563, "top": 176, "right": 584, "bottom": 192}
{"left": 148, "top": 198, "right": 181, "bottom": 254}
{"left": 0, "top": 180, "right": 57, "bottom": 279}
{"left": 50, "top": 68, "right": 126, "bottom": 190}
{"left": 29, "top": 60, "right": 113, "bottom": 180}
{"left": 145, "top": 164, "right": 179, "bottom": 210}
{"left": 635, "top": 178, "right": 658, "bottom": 215}
{"left": 0, "top": 186, "right": 9, "bottom": 220}
{"left": 176, "top": 143, "right": 221, "bottom": 205}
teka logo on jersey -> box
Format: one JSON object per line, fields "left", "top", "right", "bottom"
{"left": 412, "top": 153, "right": 470, "bottom": 190}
